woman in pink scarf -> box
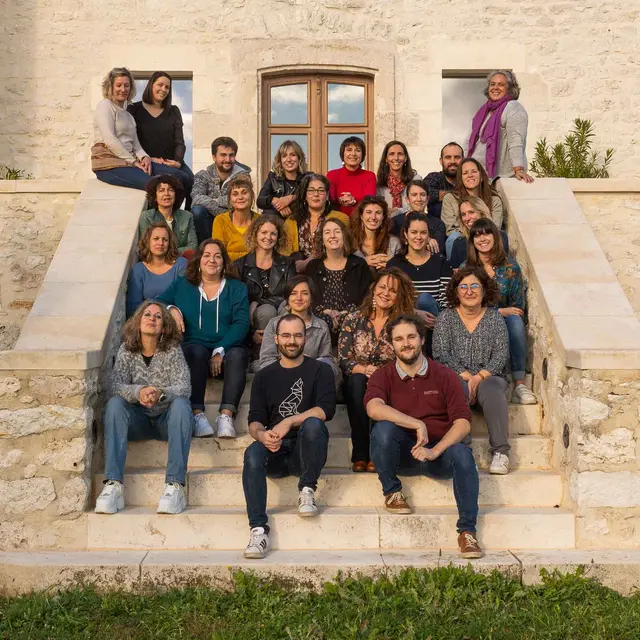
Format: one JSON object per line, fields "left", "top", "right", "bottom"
{"left": 468, "top": 70, "right": 534, "bottom": 183}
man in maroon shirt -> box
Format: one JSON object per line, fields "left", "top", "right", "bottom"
{"left": 364, "top": 314, "right": 483, "bottom": 559}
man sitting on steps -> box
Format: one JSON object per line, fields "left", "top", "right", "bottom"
{"left": 242, "top": 313, "right": 337, "bottom": 559}
{"left": 364, "top": 314, "right": 484, "bottom": 559}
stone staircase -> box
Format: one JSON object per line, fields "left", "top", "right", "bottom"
{"left": 88, "top": 376, "right": 575, "bottom": 553}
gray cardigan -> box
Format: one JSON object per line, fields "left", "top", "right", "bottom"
{"left": 432, "top": 307, "right": 509, "bottom": 378}
{"left": 110, "top": 343, "right": 191, "bottom": 417}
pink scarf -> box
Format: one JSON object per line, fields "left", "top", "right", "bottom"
{"left": 468, "top": 95, "right": 513, "bottom": 178}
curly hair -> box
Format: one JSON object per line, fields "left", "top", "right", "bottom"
{"left": 145, "top": 174, "right": 185, "bottom": 212}
{"left": 445, "top": 265, "right": 500, "bottom": 308}
{"left": 454, "top": 158, "right": 497, "bottom": 212}
{"left": 376, "top": 140, "right": 416, "bottom": 187}
{"left": 184, "top": 238, "right": 236, "bottom": 286}
{"left": 244, "top": 214, "right": 289, "bottom": 254}
{"left": 350, "top": 195, "right": 392, "bottom": 255}
{"left": 122, "top": 300, "right": 181, "bottom": 352}
{"left": 457, "top": 196, "right": 491, "bottom": 239}
{"left": 272, "top": 140, "right": 308, "bottom": 178}
{"left": 359, "top": 267, "right": 416, "bottom": 319}
{"left": 141, "top": 71, "right": 173, "bottom": 108}
{"left": 137, "top": 222, "right": 179, "bottom": 264}
{"left": 400, "top": 211, "right": 430, "bottom": 255}
{"left": 484, "top": 69, "right": 521, "bottom": 100}
{"left": 293, "top": 173, "right": 332, "bottom": 223}
{"left": 465, "top": 218, "right": 507, "bottom": 268}
{"left": 101, "top": 67, "right": 136, "bottom": 102}
{"left": 226, "top": 174, "right": 255, "bottom": 211}
{"left": 313, "top": 217, "right": 353, "bottom": 259}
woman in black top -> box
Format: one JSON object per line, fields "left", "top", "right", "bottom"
{"left": 128, "top": 71, "right": 194, "bottom": 208}
{"left": 257, "top": 140, "right": 309, "bottom": 218}
{"left": 305, "top": 218, "right": 372, "bottom": 343}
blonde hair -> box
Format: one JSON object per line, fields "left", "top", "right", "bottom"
{"left": 102, "top": 67, "right": 137, "bottom": 102}
{"left": 272, "top": 140, "right": 308, "bottom": 178}
{"left": 244, "top": 215, "right": 289, "bottom": 254}
{"left": 458, "top": 196, "right": 491, "bottom": 239}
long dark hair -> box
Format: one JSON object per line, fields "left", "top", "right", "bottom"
{"left": 400, "top": 211, "right": 430, "bottom": 255}
{"left": 466, "top": 218, "right": 507, "bottom": 268}
{"left": 376, "top": 140, "right": 415, "bottom": 187}
{"left": 359, "top": 267, "right": 416, "bottom": 319}
{"left": 293, "top": 173, "right": 332, "bottom": 223}
{"left": 184, "top": 239, "right": 236, "bottom": 286}
{"left": 350, "top": 195, "right": 392, "bottom": 255}
{"left": 141, "top": 71, "right": 173, "bottom": 108}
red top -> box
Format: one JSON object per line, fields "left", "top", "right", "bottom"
{"left": 326, "top": 166, "right": 377, "bottom": 216}
{"left": 363, "top": 358, "right": 472, "bottom": 442}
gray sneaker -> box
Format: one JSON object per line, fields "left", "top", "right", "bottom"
{"left": 157, "top": 482, "right": 186, "bottom": 514}
{"left": 95, "top": 480, "right": 124, "bottom": 514}
{"left": 193, "top": 412, "right": 215, "bottom": 438}
{"left": 297, "top": 487, "right": 318, "bottom": 517}
{"left": 244, "top": 527, "right": 270, "bottom": 559}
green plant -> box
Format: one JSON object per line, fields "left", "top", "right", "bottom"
{"left": 529, "top": 118, "right": 614, "bottom": 178}
{"left": 0, "top": 165, "right": 34, "bottom": 180}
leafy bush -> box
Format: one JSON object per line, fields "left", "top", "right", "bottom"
{"left": 529, "top": 118, "right": 614, "bottom": 178}
{"left": 0, "top": 165, "right": 34, "bottom": 180}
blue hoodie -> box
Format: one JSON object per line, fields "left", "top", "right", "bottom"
{"left": 158, "top": 276, "right": 249, "bottom": 351}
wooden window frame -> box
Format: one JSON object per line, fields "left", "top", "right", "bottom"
{"left": 262, "top": 72, "right": 374, "bottom": 182}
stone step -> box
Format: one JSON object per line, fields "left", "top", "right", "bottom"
{"left": 5, "top": 549, "right": 639, "bottom": 597}
{"left": 124, "top": 434, "right": 552, "bottom": 471}
{"left": 95, "top": 469, "right": 563, "bottom": 509}
{"left": 202, "top": 403, "right": 542, "bottom": 436}
{"left": 86, "top": 506, "right": 575, "bottom": 551}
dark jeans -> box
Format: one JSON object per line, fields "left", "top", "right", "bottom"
{"left": 192, "top": 205, "right": 214, "bottom": 246}
{"left": 103, "top": 396, "right": 192, "bottom": 485}
{"left": 370, "top": 420, "right": 479, "bottom": 533}
{"left": 181, "top": 342, "right": 248, "bottom": 413}
{"left": 344, "top": 373, "right": 370, "bottom": 463}
{"left": 94, "top": 162, "right": 191, "bottom": 196}
{"left": 242, "top": 417, "right": 329, "bottom": 529}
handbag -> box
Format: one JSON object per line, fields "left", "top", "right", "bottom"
{"left": 91, "top": 143, "right": 133, "bottom": 172}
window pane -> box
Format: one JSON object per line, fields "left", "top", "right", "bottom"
{"left": 271, "top": 84, "right": 308, "bottom": 125}
{"left": 270, "top": 134, "right": 308, "bottom": 167}
{"left": 327, "top": 133, "right": 364, "bottom": 171}
{"left": 135, "top": 78, "right": 193, "bottom": 168}
{"left": 327, "top": 83, "right": 365, "bottom": 124}
{"left": 442, "top": 77, "right": 486, "bottom": 153}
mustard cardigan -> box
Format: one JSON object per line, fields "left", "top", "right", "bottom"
{"left": 281, "top": 210, "right": 349, "bottom": 257}
{"left": 212, "top": 210, "right": 260, "bottom": 261}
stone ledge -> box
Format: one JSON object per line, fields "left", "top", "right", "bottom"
{"left": 0, "top": 180, "right": 84, "bottom": 194}
{"left": 569, "top": 179, "right": 640, "bottom": 193}
{"left": 0, "top": 350, "right": 103, "bottom": 371}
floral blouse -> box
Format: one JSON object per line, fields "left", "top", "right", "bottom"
{"left": 494, "top": 258, "right": 526, "bottom": 310}
{"left": 298, "top": 216, "right": 323, "bottom": 259}
{"left": 338, "top": 311, "right": 396, "bottom": 375}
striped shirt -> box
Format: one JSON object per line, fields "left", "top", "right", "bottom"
{"left": 387, "top": 253, "right": 453, "bottom": 309}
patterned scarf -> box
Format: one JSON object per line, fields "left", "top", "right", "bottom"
{"left": 387, "top": 174, "right": 406, "bottom": 210}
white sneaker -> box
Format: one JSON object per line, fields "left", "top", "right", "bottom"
{"left": 157, "top": 482, "right": 186, "bottom": 514}
{"left": 489, "top": 452, "right": 510, "bottom": 475}
{"left": 244, "top": 527, "right": 270, "bottom": 559}
{"left": 193, "top": 412, "right": 215, "bottom": 438}
{"left": 94, "top": 480, "right": 124, "bottom": 514}
{"left": 297, "top": 487, "right": 318, "bottom": 517}
{"left": 216, "top": 414, "right": 236, "bottom": 439}
{"left": 512, "top": 384, "right": 537, "bottom": 405}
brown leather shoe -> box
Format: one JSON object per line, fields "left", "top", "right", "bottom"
{"left": 458, "top": 531, "right": 484, "bottom": 559}
{"left": 366, "top": 461, "right": 376, "bottom": 473}
{"left": 352, "top": 461, "right": 367, "bottom": 473}
{"left": 384, "top": 491, "right": 412, "bottom": 514}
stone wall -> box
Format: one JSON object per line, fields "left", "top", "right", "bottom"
{"left": 1, "top": 1, "right": 639, "bottom": 180}
{"left": 0, "top": 184, "right": 80, "bottom": 349}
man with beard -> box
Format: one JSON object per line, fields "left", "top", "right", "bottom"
{"left": 364, "top": 314, "right": 483, "bottom": 559}
{"left": 424, "top": 142, "right": 463, "bottom": 219}
{"left": 242, "top": 314, "right": 337, "bottom": 559}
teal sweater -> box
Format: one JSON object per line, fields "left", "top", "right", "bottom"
{"left": 158, "top": 276, "right": 249, "bottom": 350}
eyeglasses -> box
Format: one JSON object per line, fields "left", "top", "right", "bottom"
{"left": 458, "top": 283, "right": 481, "bottom": 291}
{"left": 307, "top": 188, "right": 327, "bottom": 195}
{"left": 277, "top": 333, "right": 305, "bottom": 340}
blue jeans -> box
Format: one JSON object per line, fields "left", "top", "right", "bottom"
{"left": 192, "top": 205, "right": 214, "bottom": 246}
{"left": 416, "top": 293, "right": 441, "bottom": 316}
{"left": 445, "top": 231, "right": 462, "bottom": 261}
{"left": 103, "top": 395, "right": 193, "bottom": 485}
{"left": 94, "top": 161, "right": 191, "bottom": 196}
{"left": 504, "top": 314, "right": 527, "bottom": 380}
{"left": 370, "top": 420, "right": 479, "bottom": 533}
{"left": 242, "top": 417, "right": 329, "bottom": 529}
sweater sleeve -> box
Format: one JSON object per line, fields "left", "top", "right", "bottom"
{"left": 441, "top": 193, "right": 460, "bottom": 236}
{"left": 212, "top": 214, "right": 228, "bottom": 246}
{"left": 126, "top": 263, "right": 145, "bottom": 319}
{"left": 485, "top": 312, "right": 510, "bottom": 376}
{"left": 363, "top": 171, "right": 377, "bottom": 198}
{"left": 257, "top": 317, "right": 279, "bottom": 370}
{"left": 94, "top": 100, "right": 137, "bottom": 162}
{"left": 162, "top": 346, "right": 191, "bottom": 401}
{"left": 138, "top": 209, "right": 153, "bottom": 238}
{"left": 182, "top": 213, "right": 198, "bottom": 253}
{"left": 191, "top": 170, "right": 218, "bottom": 215}
{"left": 432, "top": 311, "right": 466, "bottom": 374}
{"left": 157, "top": 278, "right": 179, "bottom": 306}
{"left": 490, "top": 195, "right": 504, "bottom": 230}
{"left": 257, "top": 174, "right": 276, "bottom": 210}
{"left": 505, "top": 103, "right": 528, "bottom": 170}
{"left": 110, "top": 344, "right": 143, "bottom": 403}
{"left": 219, "top": 282, "right": 250, "bottom": 351}
{"left": 314, "top": 362, "right": 337, "bottom": 422}
{"left": 171, "top": 106, "right": 186, "bottom": 163}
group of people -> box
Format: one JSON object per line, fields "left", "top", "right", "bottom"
{"left": 94, "top": 66, "right": 538, "bottom": 561}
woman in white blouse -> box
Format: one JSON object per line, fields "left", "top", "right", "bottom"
{"left": 92, "top": 67, "right": 189, "bottom": 193}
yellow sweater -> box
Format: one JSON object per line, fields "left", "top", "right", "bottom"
{"left": 212, "top": 210, "right": 260, "bottom": 261}
{"left": 281, "top": 210, "right": 349, "bottom": 257}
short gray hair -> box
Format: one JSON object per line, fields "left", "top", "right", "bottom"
{"left": 101, "top": 67, "right": 137, "bottom": 102}
{"left": 484, "top": 69, "right": 520, "bottom": 100}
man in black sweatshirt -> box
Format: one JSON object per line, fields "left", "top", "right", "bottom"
{"left": 242, "top": 314, "right": 337, "bottom": 559}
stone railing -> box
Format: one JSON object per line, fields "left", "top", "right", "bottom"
{"left": 0, "top": 181, "right": 144, "bottom": 550}
{"left": 500, "top": 178, "right": 640, "bottom": 549}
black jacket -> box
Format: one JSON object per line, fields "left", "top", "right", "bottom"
{"left": 257, "top": 171, "right": 308, "bottom": 217}
{"left": 305, "top": 254, "right": 372, "bottom": 310}
{"left": 233, "top": 251, "right": 296, "bottom": 307}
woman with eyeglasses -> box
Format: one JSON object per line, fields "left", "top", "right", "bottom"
{"left": 433, "top": 266, "right": 511, "bottom": 475}
{"left": 465, "top": 218, "right": 537, "bottom": 406}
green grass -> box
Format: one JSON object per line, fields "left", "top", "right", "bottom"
{"left": 1, "top": 567, "right": 639, "bottom": 639}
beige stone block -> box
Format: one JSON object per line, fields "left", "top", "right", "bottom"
{"left": 0, "top": 551, "right": 146, "bottom": 596}
{"left": 0, "top": 449, "right": 23, "bottom": 470}
{"left": 512, "top": 198, "right": 588, "bottom": 225}
{"left": 0, "top": 516, "right": 88, "bottom": 552}
{"left": 377, "top": 550, "right": 440, "bottom": 571}
{"left": 57, "top": 223, "right": 137, "bottom": 255}
{"left": 0, "top": 377, "right": 21, "bottom": 397}
{"left": 30, "top": 282, "right": 123, "bottom": 318}
{"left": 428, "top": 40, "right": 526, "bottom": 73}
{"left": 0, "top": 405, "right": 90, "bottom": 438}
{"left": 502, "top": 178, "right": 573, "bottom": 201}
{"left": 38, "top": 437, "right": 90, "bottom": 472}
{"left": 0, "top": 477, "right": 56, "bottom": 515}
{"left": 28, "top": 374, "right": 92, "bottom": 400}
{"left": 68, "top": 198, "right": 143, "bottom": 227}
{"left": 58, "top": 476, "right": 91, "bottom": 516}
{"left": 79, "top": 180, "right": 146, "bottom": 203}
{"left": 540, "top": 283, "right": 635, "bottom": 317}
{"left": 571, "top": 471, "right": 640, "bottom": 508}
{"left": 438, "top": 550, "right": 521, "bottom": 578}
{"left": 0, "top": 349, "right": 102, "bottom": 372}
{"left": 569, "top": 179, "right": 640, "bottom": 193}
{"left": 14, "top": 315, "right": 111, "bottom": 351}
{"left": 379, "top": 507, "right": 575, "bottom": 550}
{"left": 44, "top": 251, "right": 129, "bottom": 284}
